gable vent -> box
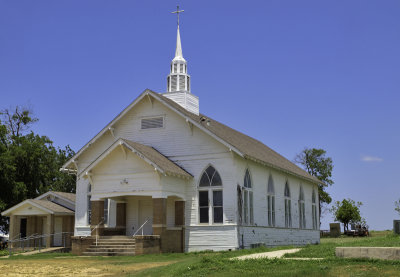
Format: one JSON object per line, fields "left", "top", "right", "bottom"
{"left": 141, "top": 117, "right": 164, "bottom": 129}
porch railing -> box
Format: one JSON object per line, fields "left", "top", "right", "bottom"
{"left": 7, "top": 232, "right": 73, "bottom": 256}
{"left": 133, "top": 218, "right": 150, "bottom": 237}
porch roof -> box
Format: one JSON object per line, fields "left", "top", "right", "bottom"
{"left": 80, "top": 138, "right": 193, "bottom": 179}
{"left": 1, "top": 199, "right": 74, "bottom": 216}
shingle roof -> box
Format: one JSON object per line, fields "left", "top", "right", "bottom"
{"left": 30, "top": 200, "right": 74, "bottom": 214}
{"left": 51, "top": 191, "right": 76, "bottom": 203}
{"left": 151, "top": 91, "right": 321, "bottom": 185}
{"left": 122, "top": 139, "right": 192, "bottom": 178}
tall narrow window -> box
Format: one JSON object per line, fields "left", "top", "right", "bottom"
{"left": 299, "top": 186, "right": 306, "bottom": 229}
{"left": 284, "top": 181, "right": 292, "bottom": 228}
{"left": 87, "top": 184, "right": 92, "bottom": 225}
{"left": 267, "top": 175, "right": 275, "bottom": 227}
{"left": 243, "top": 169, "right": 253, "bottom": 225}
{"left": 312, "top": 190, "right": 318, "bottom": 230}
{"left": 104, "top": 198, "right": 109, "bottom": 225}
{"left": 199, "top": 166, "right": 223, "bottom": 224}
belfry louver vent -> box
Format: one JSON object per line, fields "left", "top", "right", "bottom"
{"left": 141, "top": 117, "right": 164, "bottom": 129}
{"left": 171, "top": 75, "right": 177, "bottom": 91}
{"left": 179, "top": 75, "right": 185, "bottom": 90}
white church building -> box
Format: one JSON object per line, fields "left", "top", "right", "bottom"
{"left": 61, "top": 11, "right": 321, "bottom": 254}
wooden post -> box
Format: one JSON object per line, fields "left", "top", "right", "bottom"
{"left": 45, "top": 214, "right": 54, "bottom": 248}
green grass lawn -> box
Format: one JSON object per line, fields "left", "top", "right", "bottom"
{"left": 1, "top": 231, "right": 400, "bottom": 276}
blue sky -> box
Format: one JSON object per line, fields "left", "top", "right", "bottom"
{"left": 1, "top": 0, "right": 399, "bottom": 230}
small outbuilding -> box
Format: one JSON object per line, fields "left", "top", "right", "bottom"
{"left": 1, "top": 191, "right": 75, "bottom": 248}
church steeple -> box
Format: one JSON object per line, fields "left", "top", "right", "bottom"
{"left": 167, "top": 6, "right": 190, "bottom": 93}
{"left": 164, "top": 6, "right": 199, "bottom": 115}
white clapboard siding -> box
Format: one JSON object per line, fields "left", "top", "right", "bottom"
{"left": 71, "top": 93, "right": 321, "bottom": 248}
{"left": 239, "top": 226, "right": 319, "bottom": 248}
{"left": 185, "top": 225, "right": 238, "bottom": 252}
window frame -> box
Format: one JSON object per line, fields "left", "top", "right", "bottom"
{"left": 298, "top": 186, "right": 306, "bottom": 229}
{"left": 198, "top": 165, "right": 223, "bottom": 225}
{"left": 267, "top": 175, "right": 275, "bottom": 227}
{"left": 284, "top": 181, "right": 292, "bottom": 228}
{"left": 87, "top": 183, "right": 92, "bottom": 225}
{"left": 140, "top": 115, "right": 165, "bottom": 130}
{"left": 104, "top": 198, "right": 109, "bottom": 226}
{"left": 312, "top": 189, "right": 318, "bottom": 230}
{"left": 243, "top": 168, "right": 254, "bottom": 225}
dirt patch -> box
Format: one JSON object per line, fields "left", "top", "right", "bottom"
{"left": 0, "top": 259, "right": 174, "bottom": 276}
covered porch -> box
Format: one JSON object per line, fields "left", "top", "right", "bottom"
{"left": 89, "top": 195, "right": 185, "bottom": 253}
{"left": 72, "top": 138, "right": 192, "bottom": 255}
{"left": 3, "top": 199, "right": 74, "bottom": 249}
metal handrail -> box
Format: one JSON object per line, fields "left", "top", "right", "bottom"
{"left": 91, "top": 221, "right": 103, "bottom": 246}
{"left": 11, "top": 233, "right": 21, "bottom": 241}
{"left": 133, "top": 218, "right": 150, "bottom": 236}
{"left": 8, "top": 232, "right": 73, "bottom": 256}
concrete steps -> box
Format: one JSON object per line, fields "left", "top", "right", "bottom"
{"left": 82, "top": 236, "right": 136, "bottom": 256}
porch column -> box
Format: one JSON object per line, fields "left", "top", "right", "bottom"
{"left": 152, "top": 198, "right": 167, "bottom": 235}
{"left": 9, "top": 215, "right": 19, "bottom": 247}
{"left": 90, "top": 200, "right": 104, "bottom": 236}
{"left": 45, "top": 214, "right": 54, "bottom": 248}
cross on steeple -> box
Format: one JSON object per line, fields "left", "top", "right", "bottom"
{"left": 171, "top": 5, "right": 184, "bottom": 26}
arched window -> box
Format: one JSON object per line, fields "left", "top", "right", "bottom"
{"left": 243, "top": 169, "right": 253, "bottom": 225}
{"left": 299, "top": 186, "right": 306, "bottom": 229}
{"left": 312, "top": 189, "right": 318, "bottom": 230}
{"left": 284, "top": 181, "right": 292, "bottom": 228}
{"left": 87, "top": 183, "right": 92, "bottom": 225}
{"left": 267, "top": 175, "right": 275, "bottom": 227}
{"left": 199, "top": 166, "right": 223, "bottom": 224}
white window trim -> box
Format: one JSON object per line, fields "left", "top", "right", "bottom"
{"left": 299, "top": 186, "right": 306, "bottom": 229}
{"left": 312, "top": 190, "right": 318, "bottom": 230}
{"left": 87, "top": 183, "right": 92, "bottom": 226}
{"left": 284, "top": 181, "right": 292, "bottom": 228}
{"left": 198, "top": 188, "right": 224, "bottom": 225}
{"left": 243, "top": 169, "right": 254, "bottom": 226}
{"left": 198, "top": 165, "right": 224, "bottom": 225}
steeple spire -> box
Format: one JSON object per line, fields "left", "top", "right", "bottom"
{"left": 172, "top": 6, "right": 185, "bottom": 61}
{"left": 174, "top": 26, "right": 184, "bottom": 61}
{"left": 164, "top": 6, "right": 199, "bottom": 115}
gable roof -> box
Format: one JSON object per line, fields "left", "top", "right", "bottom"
{"left": 1, "top": 199, "right": 74, "bottom": 216}
{"left": 154, "top": 93, "right": 321, "bottom": 185}
{"left": 62, "top": 89, "right": 321, "bottom": 185}
{"left": 30, "top": 200, "right": 74, "bottom": 214}
{"left": 36, "top": 191, "right": 76, "bottom": 204}
{"left": 80, "top": 138, "right": 192, "bottom": 179}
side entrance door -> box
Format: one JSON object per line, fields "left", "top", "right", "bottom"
{"left": 53, "top": 217, "right": 63, "bottom": 246}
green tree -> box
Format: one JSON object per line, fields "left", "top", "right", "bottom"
{"left": 0, "top": 107, "right": 75, "bottom": 233}
{"left": 294, "top": 148, "right": 334, "bottom": 223}
{"left": 395, "top": 199, "right": 400, "bottom": 216}
{"left": 330, "top": 198, "right": 363, "bottom": 232}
